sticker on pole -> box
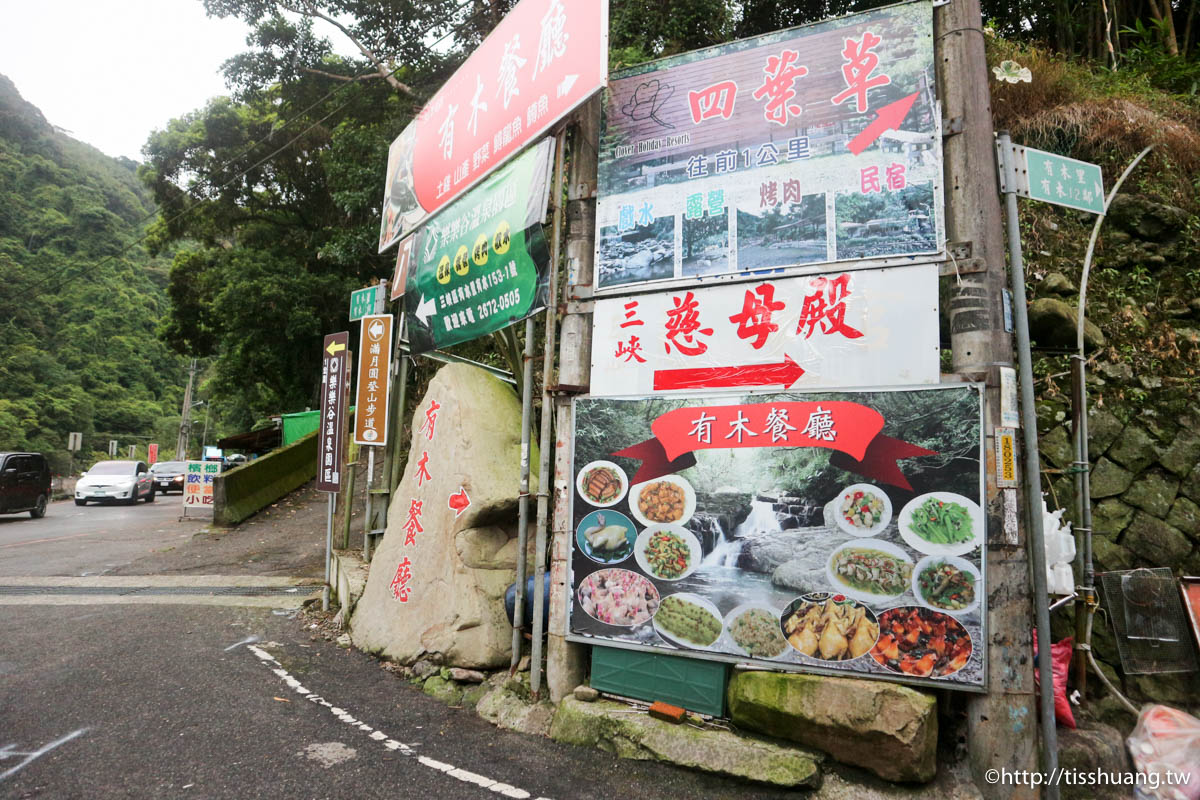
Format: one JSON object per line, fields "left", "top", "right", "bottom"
{"left": 995, "top": 427, "right": 1018, "bottom": 488}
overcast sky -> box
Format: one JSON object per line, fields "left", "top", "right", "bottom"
{"left": 1, "top": 0, "right": 269, "bottom": 161}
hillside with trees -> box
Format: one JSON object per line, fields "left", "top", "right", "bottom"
{"left": 0, "top": 75, "right": 187, "bottom": 470}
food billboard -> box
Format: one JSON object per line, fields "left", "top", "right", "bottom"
{"left": 567, "top": 384, "right": 987, "bottom": 690}
{"left": 377, "top": 0, "right": 608, "bottom": 252}
{"left": 594, "top": 0, "right": 942, "bottom": 293}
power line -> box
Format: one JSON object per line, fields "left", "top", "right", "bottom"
{"left": 8, "top": 0, "right": 488, "bottom": 310}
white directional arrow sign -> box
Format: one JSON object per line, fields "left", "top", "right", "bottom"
{"left": 557, "top": 74, "right": 578, "bottom": 98}
{"left": 415, "top": 294, "right": 436, "bottom": 326}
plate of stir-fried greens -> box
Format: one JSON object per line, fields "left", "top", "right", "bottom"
{"left": 898, "top": 492, "right": 982, "bottom": 557}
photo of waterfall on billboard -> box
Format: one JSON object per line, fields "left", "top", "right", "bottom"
{"left": 567, "top": 384, "right": 988, "bottom": 691}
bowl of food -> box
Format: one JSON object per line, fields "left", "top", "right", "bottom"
{"left": 825, "top": 539, "right": 914, "bottom": 603}
{"left": 833, "top": 484, "right": 892, "bottom": 537}
{"left": 898, "top": 492, "right": 982, "bottom": 557}
{"left": 652, "top": 592, "right": 724, "bottom": 650}
{"left": 575, "top": 568, "right": 660, "bottom": 627}
{"left": 912, "top": 555, "right": 981, "bottom": 617}
{"left": 870, "top": 606, "right": 974, "bottom": 679}
{"left": 723, "top": 604, "right": 789, "bottom": 660}
{"left": 781, "top": 593, "right": 879, "bottom": 662}
{"left": 629, "top": 474, "right": 696, "bottom": 527}
{"left": 576, "top": 460, "right": 629, "bottom": 508}
{"left": 634, "top": 524, "right": 702, "bottom": 581}
{"left": 576, "top": 510, "right": 637, "bottom": 564}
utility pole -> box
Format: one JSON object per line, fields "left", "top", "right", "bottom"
{"left": 546, "top": 98, "right": 600, "bottom": 702}
{"left": 936, "top": 0, "right": 1040, "bottom": 792}
{"left": 176, "top": 359, "right": 198, "bottom": 460}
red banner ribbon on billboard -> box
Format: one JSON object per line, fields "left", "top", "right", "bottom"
{"left": 613, "top": 401, "right": 936, "bottom": 490}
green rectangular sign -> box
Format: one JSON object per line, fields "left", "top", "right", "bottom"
{"left": 403, "top": 139, "right": 555, "bottom": 355}
{"left": 1022, "top": 147, "right": 1105, "bottom": 214}
{"left": 349, "top": 285, "right": 380, "bottom": 321}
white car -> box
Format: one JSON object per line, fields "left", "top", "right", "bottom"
{"left": 75, "top": 460, "right": 156, "bottom": 506}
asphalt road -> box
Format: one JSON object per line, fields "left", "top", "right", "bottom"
{"left": 0, "top": 497, "right": 194, "bottom": 578}
{"left": 0, "top": 604, "right": 802, "bottom": 800}
{"left": 0, "top": 491, "right": 802, "bottom": 800}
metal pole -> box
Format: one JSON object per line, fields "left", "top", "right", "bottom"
{"left": 364, "top": 447, "right": 375, "bottom": 559}
{"left": 1071, "top": 356, "right": 1095, "bottom": 693}
{"left": 379, "top": 308, "right": 406, "bottom": 534}
{"left": 362, "top": 278, "right": 388, "bottom": 554}
{"left": 546, "top": 99, "right": 599, "bottom": 702}
{"left": 390, "top": 319, "right": 411, "bottom": 496}
{"left": 511, "top": 315, "right": 537, "bottom": 672}
{"left": 935, "top": 0, "right": 1038, "bottom": 785}
{"left": 177, "top": 358, "right": 197, "bottom": 460}
{"left": 323, "top": 492, "right": 333, "bottom": 611}
{"left": 342, "top": 440, "right": 357, "bottom": 550}
{"left": 998, "top": 131, "right": 1060, "bottom": 795}
{"left": 1069, "top": 145, "right": 1152, "bottom": 692}
{"left": 531, "top": 129, "right": 568, "bottom": 698}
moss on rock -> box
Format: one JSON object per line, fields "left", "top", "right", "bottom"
{"left": 725, "top": 670, "right": 936, "bottom": 783}
{"left": 549, "top": 697, "right": 822, "bottom": 788}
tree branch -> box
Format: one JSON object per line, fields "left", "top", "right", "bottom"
{"left": 279, "top": 0, "right": 415, "bottom": 94}
{"left": 300, "top": 66, "right": 387, "bottom": 83}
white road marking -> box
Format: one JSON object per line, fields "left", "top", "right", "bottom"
{"left": 246, "top": 645, "right": 551, "bottom": 800}
{"left": 224, "top": 636, "right": 261, "bottom": 651}
{"left": 0, "top": 728, "right": 89, "bottom": 782}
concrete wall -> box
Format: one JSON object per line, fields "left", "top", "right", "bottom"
{"left": 213, "top": 431, "right": 317, "bottom": 526}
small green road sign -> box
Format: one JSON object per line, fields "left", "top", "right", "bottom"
{"left": 1020, "top": 146, "right": 1105, "bottom": 214}
{"left": 349, "top": 285, "right": 380, "bottom": 321}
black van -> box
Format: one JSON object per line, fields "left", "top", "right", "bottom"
{"left": 0, "top": 452, "right": 52, "bottom": 519}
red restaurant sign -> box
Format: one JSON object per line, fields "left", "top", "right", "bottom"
{"left": 378, "top": 0, "right": 609, "bottom": 253}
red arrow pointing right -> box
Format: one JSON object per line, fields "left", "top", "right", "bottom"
{"left": 652, "top": 355, "right": 805, "bottom": 392}
{"left": 847, "top": 92, "right": 919, "bottom": 156}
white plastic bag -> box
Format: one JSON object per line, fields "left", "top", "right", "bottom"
{"left": 1127, "top": 704, "right": 1200, "bottom": 800}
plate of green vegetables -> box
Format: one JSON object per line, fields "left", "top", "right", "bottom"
{"left": 898, "top": 492, "right": 982, "bottom": 557}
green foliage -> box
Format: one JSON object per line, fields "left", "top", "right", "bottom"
{"left": 1119, "top": 20, "right": 1200, "bottom": 96}
{"left": 0, "top": 75, "right": 187, "bottom": 467}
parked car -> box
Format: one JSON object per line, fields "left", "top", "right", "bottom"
{"left": 150, "top": 460, "right": 188, "bottom": 494}
{"left": 0, "top": 452, "right": 51, "bottom": 519}
{"left": 75, "top": 460, "right": 155, "bottom": 505}
{"left": 226, "top": 453, "right": 247, "bottom": 466}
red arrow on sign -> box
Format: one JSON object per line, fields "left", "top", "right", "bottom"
{"left": 652, "top": 355, "right": 805, "bottom": 392}
{"left": 448, "top": 487, "right": 471, "bottom": 518}
{"left": 847, "top": 92, "right": 919, "bottom": 156}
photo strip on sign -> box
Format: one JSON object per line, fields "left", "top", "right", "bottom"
{"left": 377, "top": 0, "right": 608, "bottom": 253}
{"left": 401, "top": 138, "right": 556, "bottom": 355}
{"left": 594, "top": 0, "right": 942, "bottom": 294}
{"left": 567, "top": 383, "right": 988, "bottom": 691}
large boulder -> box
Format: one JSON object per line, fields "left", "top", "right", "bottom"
{"left": 1107, "top": 426, "right": 1160, "bottom": 473}
{"left": 726, "top": 670, "right": 937, "bottom": 782}
{"left": 1027, "top": 297, "right": 1104, "bottom": 351}
{"left": 350, "top": 364, "right": 535, "bottom": 668}
{"left": 1057, "top": 723, "right": 1132, "bottom": 800}
{"left": 1122, "top": 512, "right": 1191, "bottom": 566}
{"left": 1106, "top": 194, "right": 1188, "bottom": 241}
{"left": 1090, "top": 457, "right": 1135, "bottom": 498}
{"left": 1121, "top": 470, "right": 1179, "bottom": 518}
